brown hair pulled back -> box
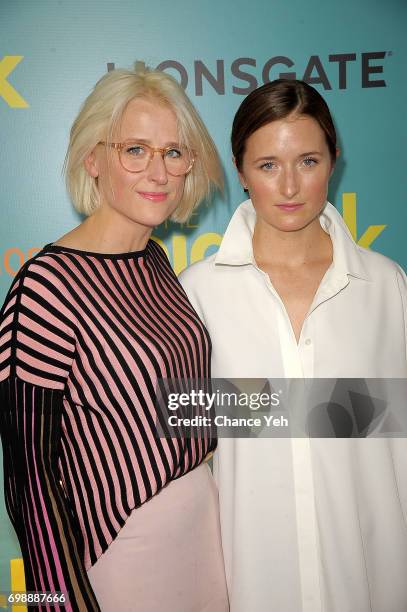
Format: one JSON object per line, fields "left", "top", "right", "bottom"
{"left": 232, "top": 79, "right": 337, "bottom": 170}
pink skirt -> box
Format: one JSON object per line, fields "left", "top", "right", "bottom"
{"left": 87, "top": 463, "right": 229, "bottom": 611}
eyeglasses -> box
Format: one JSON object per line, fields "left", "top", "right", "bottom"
{"left": 99, "top": 141, "right": 195, "bottom": 176}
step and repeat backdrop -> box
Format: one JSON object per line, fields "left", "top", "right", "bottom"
{"left": 1, "top": 0, "right": 406, "bottom": 604}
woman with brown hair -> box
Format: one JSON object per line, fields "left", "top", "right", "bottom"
{"left": 180, "top": 79, "right": 407, "bottom": 612}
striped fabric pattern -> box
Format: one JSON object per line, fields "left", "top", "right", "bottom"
{"left": 0, "top": 240, "right": 214, "bottom": 612}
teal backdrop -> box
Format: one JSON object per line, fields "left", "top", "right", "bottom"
{"left": 1, "top": 0, "right": 406, "bottom": 601}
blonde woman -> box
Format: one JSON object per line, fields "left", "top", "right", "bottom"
{"left": 0, "top": 65, "right": 228, "bottom": 611}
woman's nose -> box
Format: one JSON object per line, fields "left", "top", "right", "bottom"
{"left": 280, "top": 167, "right": 299, "bottom": 199}
{"left": 146, "top": 152, "right": 169, "bottom": 184}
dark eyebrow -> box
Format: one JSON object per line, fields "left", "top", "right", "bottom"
{"left": 300, "top": 151, "right": 323, "bottom": 157}
{"left": 253, "top": 151, "right": 323, "bottom": 163}
{"left": 253, "top": 155, "right": 278, "bottom": 163}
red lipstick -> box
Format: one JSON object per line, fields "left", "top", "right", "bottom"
{"left": 138, "top": 191, "right": 168, "bottom": 202}
{"left": 275, "top": 203, "right": 304, "bottom": 212}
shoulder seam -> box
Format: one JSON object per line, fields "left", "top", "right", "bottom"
{"left": 9, "top": 265, "right": 30, "bottom": 378}
{"left": 6, "top": 248, "right": 49, "bottom": 378}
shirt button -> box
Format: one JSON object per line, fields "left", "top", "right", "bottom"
{"left": 305, "top": 338, "right": 312, "bottom": 346}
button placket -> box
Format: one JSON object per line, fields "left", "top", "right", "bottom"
{"left": 300, "top": 320, "right": 315, "bottom": 378}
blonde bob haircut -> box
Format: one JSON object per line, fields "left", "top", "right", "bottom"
{"left": 64, "top": 63, "right": 223, "bottom": 223}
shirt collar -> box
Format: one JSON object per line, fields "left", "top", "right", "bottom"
{"left": 214, "top": 199, "right": 371, "bottom": 281}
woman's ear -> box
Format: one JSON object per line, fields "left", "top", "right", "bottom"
{"left": 84, "top": 148, "right": 99, "bottom": 178}
{"left": 233, "top": 157, "right": 248, "bottom": 191}
{"left": 329, "top": 147, "right": 340, "bottom": 178}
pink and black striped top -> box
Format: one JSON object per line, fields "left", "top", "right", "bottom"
{"left": 0, "top": 239, "right": 214, "bottom": 612}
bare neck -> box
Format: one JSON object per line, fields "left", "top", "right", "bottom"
{"left": 54, "top": 206, "right": 152, "bottom": 254}
{"left": 253, "top": 217, "right": 333, "bottom": 269}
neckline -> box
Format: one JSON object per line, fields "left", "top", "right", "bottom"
{"left": 43, "top": 240, "right": 150, "bottom": 260}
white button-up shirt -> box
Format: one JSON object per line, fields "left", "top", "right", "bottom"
{"left": 180, "top": 200, "right": 407, "bottom": 612}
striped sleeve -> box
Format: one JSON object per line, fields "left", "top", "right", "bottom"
{"left": 0, "top": 265, "right": 100, "bottom": 611}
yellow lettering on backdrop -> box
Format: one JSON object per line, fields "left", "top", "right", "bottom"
{"left": 4, "top": 248, "right": 25, "bottom": 276}
{"left": 152, "top": 235, "right": 189, "bottom": 274}
{"left": 10, "top": 558, "right": 27, "bottom": 612}
{"left": 0, "top": 56, "right": 29, "bottom": 108}
{"left": 184, "top": 210, "right": 200, "bottom": 229}
{"left": 151, "top": 236, "right": 169, "bottom": 258}
{"left": 172, "top": 235, "right": 187, "bottom": 275}
{"left": 342, "top": 192, "right": 386, "bottom": 247}
{"left": 152, "top": 233, "right": 222, "bottom": 275}
{"left": 0, "top": 198, "right": 388, "bottom": 279}
{"left": 190, "top": 233, "right": 223, "bottom": 264}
